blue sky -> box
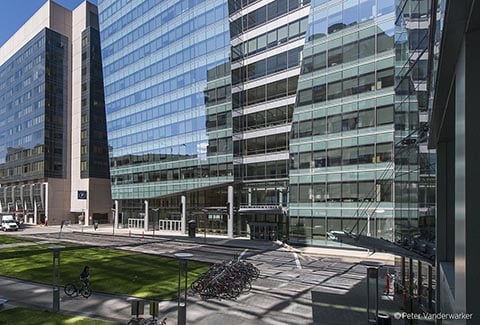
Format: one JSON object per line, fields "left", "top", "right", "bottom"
{"left": 0, "top": 0, "right": 98, "bottom": 47}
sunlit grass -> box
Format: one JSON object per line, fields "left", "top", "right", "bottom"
{"left": 0, "top": 244, "right": 209, "bottom": 300}
{"left": 0, "top": 235, "right": 31, "bottom": 244}
{"left": 0, "top": 307, "right": 119, "bottom": 325}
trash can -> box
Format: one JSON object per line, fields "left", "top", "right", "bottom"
{"left": 188, "top": 220, "right": 196, "bottom": 238}
{"left": 377, "top": 313, "right": 392, "bottom": 325}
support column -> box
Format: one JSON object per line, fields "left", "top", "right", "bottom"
{"left": 455, "top": 30, "right": 480, "bottom": 321}
{"left": 181, "top": 195, "right": 186, "bottom": 234}
{"left": 144, "top": 200, "right": 149, "bottom": 231}
{"left": 114, "top": 200, "right": 119, "bottom": 230}
{"left": 44, "top": 182, "right": 49, "bottom": 224}
{"left": 228, "top": 185, "right": 233, "bottom": 239}
{"left": 34, "top": 199, "right": 38, "bottom": 225}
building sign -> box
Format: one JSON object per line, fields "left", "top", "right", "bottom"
{"left": 77, "top": 191, "right": 87, "bottom": 200}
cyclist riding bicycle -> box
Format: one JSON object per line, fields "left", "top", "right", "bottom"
{"left": 80, "top": 266, "right": 90, "bottom": 287}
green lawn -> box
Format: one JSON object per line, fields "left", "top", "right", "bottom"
{"left": 0, "top": 235, "right": 31, "bottom": 244}
{"left": 0, "top": 244, "right": 209, "bottom": 300}
{"left": 0, "top": 307, "right": 119, "bottom": 325}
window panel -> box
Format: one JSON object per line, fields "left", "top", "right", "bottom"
{"left": 358, "top": 144, "right": 374, "bottom": 163}
{"left": 376, "top": 105, "right": 394, "bottom": 125}
{"left": 358, "top": 109, "right": 375, "bottom": 128}
{"left": 359, "top": 36, "right": 375, "bottom": 59}
{"left": 327, "top": 148, "right": 342, "bottom": 166}
{"left": 342, "top": 146, "right": 358, "bottom": 165}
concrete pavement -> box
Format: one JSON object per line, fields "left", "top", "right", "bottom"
{"left": 0, "top": 225, "right": 411, "bottom": 324}
{"left": 12, "top": 223, "right": 396, "bottom": 264}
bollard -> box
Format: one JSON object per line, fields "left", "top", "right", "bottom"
{"left": 377, "top": 313, "right": 392, "bottom": 325}
{"left": 129, "top": 230, "right": 131, "bottom": 237}
{"left": 142, "top": 231, "right": 144, "bottom": 239}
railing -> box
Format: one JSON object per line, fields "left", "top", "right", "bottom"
{"left": 158, "top": 219, "right": 182, "bottom": 232}
{"left": 127, "top": 218, "right": 144, "bottom": 229}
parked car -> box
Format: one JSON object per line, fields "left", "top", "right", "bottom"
{"left": 1, "top": 215, "right": 19, "bottom": 231}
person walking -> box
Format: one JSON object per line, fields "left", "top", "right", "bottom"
{"left": 44, "top": 216, "right": 48, "bottom": 227}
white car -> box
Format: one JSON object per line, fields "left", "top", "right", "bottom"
{"left": 1, "top": 219, "right": 18, "bottom": 231}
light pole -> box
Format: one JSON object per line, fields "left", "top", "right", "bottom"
{"left": 367, "top": 209, "right": 384, "bottom": 237}
{"left": 174, "top": 253, "right": 193, "bottom": 325}
{"left": 48, "top": 245, "right": 65, "bottom": 312}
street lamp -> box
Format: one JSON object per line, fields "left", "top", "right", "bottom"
{"left": 48, "top": 245, "right": 65, "bottom": 312}
{"left": 367, "top": 209, "right": 385, "bottom": 237}
{"left": 174, "top": 253, "right": 193, "bottom": 325}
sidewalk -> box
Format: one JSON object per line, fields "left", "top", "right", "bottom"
{"left": 1, "top": 226, "right": 408, "bottom": 324}
{"left": 15, "top": 224, "right": 394, "bottom": 264}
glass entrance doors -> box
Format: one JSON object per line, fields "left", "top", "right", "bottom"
{"left": 250, "top": 222, "right": 278, "bottom": 241}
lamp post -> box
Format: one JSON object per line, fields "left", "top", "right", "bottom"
{"left": 48, "top": 245, "right": 65, "bottom": 312}
{"left": 174, "top": 253, "right": 193, "bottom": 325}
{"left": 367, "top": 209, "right": 384, "bottom": 237}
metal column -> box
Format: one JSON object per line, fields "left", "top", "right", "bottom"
{"left": 366, "top": 267, "right": 379, "bottom": 324}
{"left": 48, "top": 245, "right": 64, "bottom": 312}
{"left": 175, "top": 253, "right": 192, "bottom": 325}
{"left": 114, "top": 200, "right": 119, "bottom": 231}
{"left": 144, "top": 200, "right": 149, "bottom": 231}
{"left": 181, "top": 196, "right": 186, "bottom": 234}
{"left": 227, "top": 185, "right": 233, "bottom": 239}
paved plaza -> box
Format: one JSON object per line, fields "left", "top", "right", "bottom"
{"left": 0, "top": 225, "right": 418, "bottom": 324}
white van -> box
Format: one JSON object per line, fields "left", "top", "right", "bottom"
{"left": 1, "top": 215, "right": 18, "bottom": 231}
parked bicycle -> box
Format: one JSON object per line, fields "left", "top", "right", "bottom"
{"left": 64, "top": 281, "right": 92, "bottom": 298}
{"left": 190, "top": 258, "right": 259, "bottom": 300}
{"left": 127, "top": 316, "right": 167, "bottom": 325}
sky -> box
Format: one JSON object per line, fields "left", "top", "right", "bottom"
{"left": 0, "top": 0, "right": 98, "bottom": 47}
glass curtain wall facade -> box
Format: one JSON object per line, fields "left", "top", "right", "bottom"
{"left": 80, "top": 26, "right": 110, "bottom": 180}
{"left": 289, "top": 0, "right": 396, "bottom": 245}
{"left": 0, "top": 29, "right": 68, "bottom": 219}
{"left": 99, "top": 0, "right": 233, "bottom": 227}
{"left": 394, "top": 0, "right": 437, "bottom": 312}
{"left": 0, "top": 30, "right": 68, "bottom": 183}
{"left": 229, "top": 0, "right": 311, "bottom": 239}
{"left": 100, "top": 0, "right": 435, "bottom": 245}
{"left": 395, "top": 0, "right": 435, "bottom": 252}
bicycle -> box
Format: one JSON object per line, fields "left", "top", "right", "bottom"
{"left": 127, "top": 316, "right": 167, "bottom": 325}
{"left": 64, "top": 281, "right": 92, "bottom": 298}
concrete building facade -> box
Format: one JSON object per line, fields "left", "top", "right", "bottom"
{"left": 0, "top": 0, "right": 111, "bottom": 225}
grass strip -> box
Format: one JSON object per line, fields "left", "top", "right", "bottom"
{"left": 0, "top": 243, "right": 209, "bottom": 300}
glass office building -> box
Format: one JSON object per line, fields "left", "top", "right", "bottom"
{"left": 230, "top": 0, "right": 311, "bottom": 239}
{"left": 100, "top": 0, "right": 434, "bottom": 246}
{"left": 99, "top": 0, "right": 234, "bottom": 229}
{"left": 0, "top": 1, "right": 111, "bottom": 225}
{"left": 289, "top": 0, "right": 396, "bottom": 244}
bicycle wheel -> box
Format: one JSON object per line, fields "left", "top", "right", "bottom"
{"left": 80, "top": 286, "right": 92, "bottom": 298}
{"left": 64, "top": 284, "right": 77, "bottom": 297}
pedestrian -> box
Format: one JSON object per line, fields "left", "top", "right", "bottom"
{"left": 44, "top": 215, "right": 48, "bottom": 227}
